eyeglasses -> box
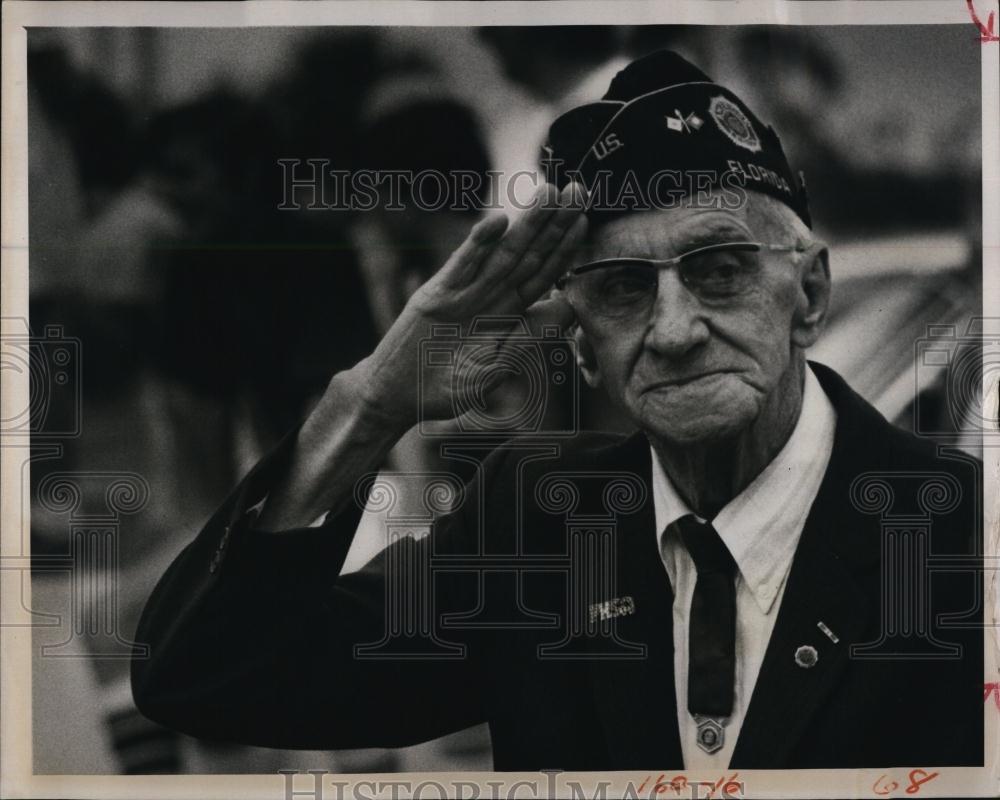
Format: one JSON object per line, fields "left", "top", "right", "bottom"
{"left": 555, "top": 241, "right": 805, "bottom": 320}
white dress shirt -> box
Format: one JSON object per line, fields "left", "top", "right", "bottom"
{"left": 651, "top": 365, "right": 837, "bottom": 769}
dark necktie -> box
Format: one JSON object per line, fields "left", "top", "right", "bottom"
{"left": 673, "top": 514, "right": 737, "bottom": 719}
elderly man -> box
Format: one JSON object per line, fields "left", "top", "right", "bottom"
{"left": 132, "top": 51, "right": 982, "bottom": 770}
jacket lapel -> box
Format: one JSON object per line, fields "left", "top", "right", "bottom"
{"left": 730, "top": 363, "right": 882, "bottom": 767}
{"left": 728, "top": 510, "right": 869, "bottom": 767}
{"left": 586, "top": 434, "right": 686, "bottom": 769}
{"left": 585, "top": 364, "right": 888, "bottom": 769}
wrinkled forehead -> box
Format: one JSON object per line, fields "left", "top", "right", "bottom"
{"left": 582, "top": 203, "right": 756, "bottom": 263}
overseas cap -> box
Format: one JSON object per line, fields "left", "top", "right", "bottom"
{"left": 541, "top": 50, "right": 811, "bottom": 227}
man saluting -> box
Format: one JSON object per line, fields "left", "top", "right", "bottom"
{"left": 132, "top": 50, "right": 983, "bottom": 770}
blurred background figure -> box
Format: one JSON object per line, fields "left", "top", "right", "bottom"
{"left": 352, "top": 74, "right": 492, "bottom": 338}
{"left": 26, "top": 22, "right": 984, "bottom": 776}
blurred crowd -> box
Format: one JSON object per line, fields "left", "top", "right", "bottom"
{"left": 25, "top": 25, "right": 982, "bottom": 775}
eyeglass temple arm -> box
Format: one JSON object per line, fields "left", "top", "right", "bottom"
{"left": 560, "top": 241, "right": 803, "bottom": 281}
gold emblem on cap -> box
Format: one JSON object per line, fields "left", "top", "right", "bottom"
{"left": 709, "top": 95, "right": 761, "bottom": 153}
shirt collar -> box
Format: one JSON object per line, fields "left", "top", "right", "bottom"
{"left": 651, "top": 365, "right": 838, "bottom": 614}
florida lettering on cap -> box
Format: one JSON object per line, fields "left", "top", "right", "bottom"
{"left": 541, "top": 50, "right": 811, "bottom": 227}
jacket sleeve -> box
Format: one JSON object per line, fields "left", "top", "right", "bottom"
{"left": 131, "top": 431, "right": 493, "bottom": 750}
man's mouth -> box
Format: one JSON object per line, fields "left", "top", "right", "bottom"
{"left": 642, "top": 370, "right": 737, "bottom": 392}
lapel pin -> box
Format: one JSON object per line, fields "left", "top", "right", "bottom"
{"left": 817, "top": 620, "right": 839, "bottom": 643}
{"left": 588, "top": 595, "right": 636, "bottom": 623}
{"left": 695, "top": 717, "right": 725, "bottom": 754}
{"left": 795, "top": 645, "right": 819, "bottom": 669}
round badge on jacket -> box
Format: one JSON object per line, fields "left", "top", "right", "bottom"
{"left": 794, "top": 645, "right": 819, "bottom": 669}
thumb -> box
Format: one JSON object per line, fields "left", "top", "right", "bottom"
{"left": 522, "top": 294, "right": 577, "bottom": 339}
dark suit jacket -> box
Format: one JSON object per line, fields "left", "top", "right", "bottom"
{"left": 132, "top": 363, "right": 984, "bottom": 770}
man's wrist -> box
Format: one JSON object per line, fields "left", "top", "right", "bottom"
{"left": 330, "top": 358, "right": 416, "bottom": 442}
{"left": 254, "top": 363, "right": 411, "bottom": 531}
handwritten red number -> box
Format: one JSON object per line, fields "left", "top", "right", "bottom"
{"left": 905, "top": 769, "right": 939, "bottom": 794}
{"left": 967, "top": 0, "right": 1000, "bottom": 42}
{"left": 985, "top": 682, "right": 1000, "bottom": 710}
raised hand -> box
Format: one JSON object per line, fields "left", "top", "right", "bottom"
{"left": 258, "top": 182, "right": 587, "bottom": 530}
{"left": 357, "top": 182, "right": 588, "bottom": 429}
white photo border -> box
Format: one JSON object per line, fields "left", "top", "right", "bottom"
{"left": 2, "top": 2, "right": 997, "bottom": 798}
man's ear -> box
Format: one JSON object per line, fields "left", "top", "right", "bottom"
{"left": 573, "top": 324, "right": 603, "bottom": 388}
{"left": 791, "top": 243, "right": 831, "bottom": 350}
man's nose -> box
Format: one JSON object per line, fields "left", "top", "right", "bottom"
{"left": 643, "top": 269, "right": 710, "bottom": 358}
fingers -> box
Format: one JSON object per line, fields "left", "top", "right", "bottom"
{"left": 436, "top": 213, "right": 509, "bottom": 289}
{"left": 503, "top": 183, "right": 588, "bottom": 289}
{"left": 482, "top": 184, "right": 559, "bottom": 276}
{"left": 517, "top": 211, "right": 588, "bottom": 305}
{"left": 477, "top": 182, "right": 578, "bottom": 288}
{"left": 415, "top": 181, "right": 586, "bottom": 318}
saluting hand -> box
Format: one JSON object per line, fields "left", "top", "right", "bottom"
{"left": 258, "top": 182, "right": 587, "bottom": 530}
{"left": 355, "top": 181, "right": 588, "bottom": 431}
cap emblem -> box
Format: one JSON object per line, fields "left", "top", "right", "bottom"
{"left": 665, "top": 109, "right": 704, "bottom": 133}
{"left": 709, "top": 96, "right": 761, "bottom": 153}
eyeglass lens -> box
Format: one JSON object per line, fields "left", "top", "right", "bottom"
{"left": 569, "top": 246, "right": 765, "bottom": 319}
